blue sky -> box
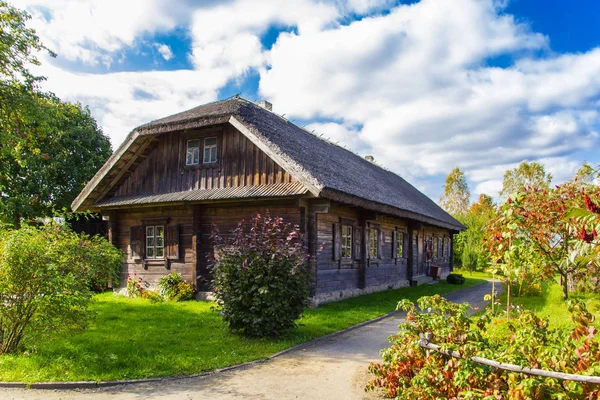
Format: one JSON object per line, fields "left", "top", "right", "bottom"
{"left": 14, "top": 0, "right": 600, "bottom": 201}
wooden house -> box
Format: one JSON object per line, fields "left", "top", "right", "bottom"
{"left": 72, "top": 97, "right": 465, "bottom": 304}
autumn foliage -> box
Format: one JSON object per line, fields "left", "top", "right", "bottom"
{"left": 367, "top": 295, "right": 600, "bottom": 399}
{"left": 487, "top": 181, "right": 600, "bottom": 299}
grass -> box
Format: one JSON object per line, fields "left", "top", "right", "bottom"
{"left": 0, "top": 278, "right": 485, "bottom": 383}
{"left": 454, "top": 268, "right": 496, "bottom": 281}
{"left": 492, "top": 279, "right": 600, "bottom": 331}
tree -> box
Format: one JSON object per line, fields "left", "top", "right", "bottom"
{"left": 0, "top": 93, "right": 112, "bottom": 226}
{"left": 439, "top": 167, "right": 470, "bottom": 216}
{"left": 453, "top": 194, "right": 496, "bottom": 271}
{"left": 574, "top": 162, "right": 597, "bottom": 186}
{"left": 469, "top": 194, "right": 495, "bottom": 217}
{"left": 0, "top": 2, "right": 111, "bottom": 226}
{"left": 0, "top": 224, "right": 122, "bottom": 354}
{"left": 0, "top": 0, "right": 53, "bottom": 86}
{"left": 500, "top": 161, "right": 552, "bottom": 200}
{"left": 488, "top": 181, "right": 600, "bottom": 300}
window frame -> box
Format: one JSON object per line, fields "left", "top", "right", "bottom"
{"left": 369, "top": 227, "right": 379, "bottom": 259}
{"left": 145, "top": 225, "right": 165, "bottom": 260}
{"left": 341, "top": 224, "right": 353, "bottom": 259}
{"left": 185, "top": 139, "right": 201, "bottom": 166}
{"left": 203, "top": 137, "right": 218, "bottom": 164}
{"left": 396, "top": 230, "right": 404, "bottom": 258}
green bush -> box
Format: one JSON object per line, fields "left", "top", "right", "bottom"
{"left": 461, "top": 239, "right": 479, "bottom": 273}
{"left": 211, "top": 213, "right": 310, "bottom": 337}
{"left": 0, "top": 224, "right": 122, "bottom": 354}
{"left": 158, "top": 272, "right": 195, "bottom": 301}
{"left": 446, "top": 273, "right": 465, "bottom": 285}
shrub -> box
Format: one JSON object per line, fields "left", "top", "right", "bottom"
{"left": 0, "top": 225, "right": 122, "bottom": 354}
{"left": 367, "top": 295, "right": 600, "bottom": 399}
{"left": 446, "top": 273, "right": 465, "bottom": 285}
{"left": 141, "top": 288, "right": 164, "bottom": 303}
{"left": 158, "top": 272, "right": 195, "bottom": 301}
{"left": 211, "top": 212, "right": 310, "bottom": 337}
{"left": 461, "top": 239, "right": 478, "bottom": 273}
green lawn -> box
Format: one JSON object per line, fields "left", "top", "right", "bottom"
{"left": 0, "top": 278, "right": 484, "bottom": 383}
{"left": 492, "top": 279, "right": 600, "bottom": 331}
{"left": 454, "top": 268, "right": 496, "bottom": 281}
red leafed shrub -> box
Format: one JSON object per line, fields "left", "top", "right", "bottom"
{"left": 211, "top": 212, "right": 311, "bottom": 337}
{"left": 367, "top": 295, "right": 600, "bottom": 399}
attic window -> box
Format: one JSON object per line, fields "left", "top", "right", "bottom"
{"left": 186, "top": 140, "right": 200, "bottom": 165}
{"left": 203, "top": 137, "right": 218, "bottom": 163}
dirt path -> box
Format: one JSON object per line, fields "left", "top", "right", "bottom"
{"left": 1, "top": 282, "right": 496, "bottom": 400}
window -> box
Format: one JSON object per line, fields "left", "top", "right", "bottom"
{"left": 433, "top": 237, "right": 438, "bottom": 258}
{"left": 444, "top": 237, "right": 450, "bottom": 259}
{"left": 186, "top": 140, "right": 200, "bottom": 165}
{"left": 203, "top": 137, "right": 218, "bottom": 163}
{"left": 340, "top": 225, "right": 353, "bottom": 258}
{"left": 146, "top": 225, "right": 164, "bottom": 259}
{"left": 369, "top": 228, "right": 378, "bottom": 259}
{"left": 425, "top": 236, "right": 433, "bottom": 260}
{"left": 396, "top": 231, "right": 404, "bottom": 258}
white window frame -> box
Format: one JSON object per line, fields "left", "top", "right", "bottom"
{"left": 203, "top": 137, "right": 218, "bottom": 163}
{"left": 186, "top": 140, "right": 200, "bottom": 166}
{"left": 146, "top": 225, "right": 164, "bottom": 259}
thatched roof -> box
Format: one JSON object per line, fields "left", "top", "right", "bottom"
{"left": 73, "top": 97, "right": 464, "bottom": 231}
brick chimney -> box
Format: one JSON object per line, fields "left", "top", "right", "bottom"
{"left": 257, "top": 100, "right": 272, "bottom": 111}
{"left": 365, "top": 155, "right": 374, "bottom": 162}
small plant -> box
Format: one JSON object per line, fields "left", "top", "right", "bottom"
{"left": 158, "top": 272, "right": 195, "bottom": 301}
{"left": 126, "top": 274, "right": 147, "bottom": 298}
{"left": 446, "top": 273, "right": 465, "bottom": 285}
{"left": 141, "top": 288, "right": 164, "bottom": 303}
{"left": 211, "top": 212, "right": 311, "bottom": 337}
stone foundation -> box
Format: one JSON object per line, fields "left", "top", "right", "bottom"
{"left": 312, "top": 279, "right": 410, "bottom": 306}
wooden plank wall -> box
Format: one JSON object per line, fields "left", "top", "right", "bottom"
{"left": 195, "top": 201, "right": 302, "bottom": 285}
{"left": 116, "top": 206, "right": 194, "bottom": 286}
{"left": 113, "top": 124, "right": 295, "bottom": 198}
{"left": 315, "top": 202, "right": 411, "bottom": 294}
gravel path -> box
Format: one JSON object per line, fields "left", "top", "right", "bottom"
{"left": 1, "top": 281, "right": 497, "bottom": 400}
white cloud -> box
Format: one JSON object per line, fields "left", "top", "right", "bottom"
{"left": 14, "top": 0, "right": 190, "bottom": 65}
{"left": 155, "top": 43, "right": 173, "bottom": 61}
{"left": 16, "top": 0, "right": 600, "bottom": 202}
{"left": 259, "top": 0, "right": 600, "bottom": 197}
{"left": 34, "top": 63, "right": 227, "bottom": 145}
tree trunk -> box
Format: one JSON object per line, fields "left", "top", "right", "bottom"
{"left": 561, "top": 273, "right": 569, "bottom": 300}
{"left": 13, "top": 211, "right": 20, "bottom": 229}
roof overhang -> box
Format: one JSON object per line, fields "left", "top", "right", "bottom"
{"left": 93, "top": 182, "right": 310, "bottom": 210}
{"left": 320, "top": 188, "right": 466, "bottom": 232}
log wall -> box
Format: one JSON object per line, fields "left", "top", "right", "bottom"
{"left": 113, "top": 123, "right": 295, "bottom": 198}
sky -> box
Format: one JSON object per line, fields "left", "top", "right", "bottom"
{"left": 13, "top": 0, "right": 600, "bottom": 202}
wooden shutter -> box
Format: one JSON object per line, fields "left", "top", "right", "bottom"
{"left": 353, "top": 225, "right": 362, "bottom": 260}
{"left": 166, "top": 224, "right": 180, "bottom": 260}
{"left": 333, "top": 223, "right": 341, "bottom": 261}
{"left": 392, "top": 230, "right": 398, "bottom": 260}
{"left": 130, "top": 225, "right": 145, "bottom": 260}
{"left": 378, "top": 229, "right": 383, "bottom": 259}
